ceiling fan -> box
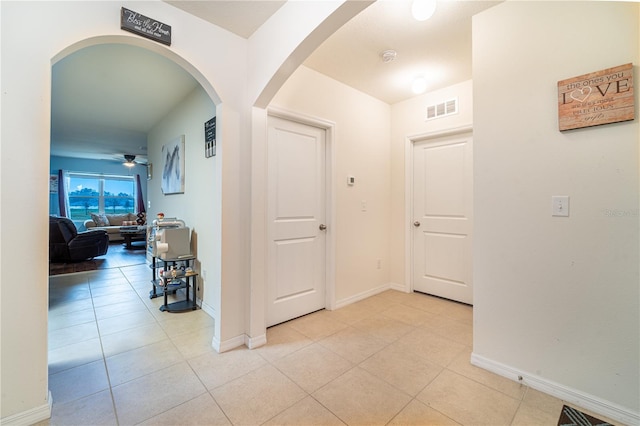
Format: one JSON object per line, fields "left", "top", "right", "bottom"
{"left": 122, "top": 154, "right": 147, "bottom": 167}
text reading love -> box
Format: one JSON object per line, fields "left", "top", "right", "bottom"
{"left": 557, "top": 63, "right": 634, "bottom": 131}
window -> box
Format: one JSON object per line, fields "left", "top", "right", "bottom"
{"left": 66, "top": 173, "right": 136, "bottom": 220}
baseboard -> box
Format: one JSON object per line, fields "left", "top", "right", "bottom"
{"left": 212, "top": 334, "right": 246, "bottom": 353}
{"left": 1, "top": 391, "right": 52, "bottom": 425}
{"left": 471, "top": 353, "right": 640, "bottom": 426}
{"left": 245, "top": 333, "right": 267, "bottom": 349}
{"left": 199, "top": 300, "right": 216, "bottom": 321}
{"left": 334, "top": 282, "right": 392, "bottom": 310}
{"left": 390, "top": 281, "right": 408, "bottom": 292}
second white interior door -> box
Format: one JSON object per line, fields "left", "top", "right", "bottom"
{"left": 412, "top": 132, "right": 473, "bottom": 304}
{"left": 266, "top": 116, "right": 327, "bottom": 327}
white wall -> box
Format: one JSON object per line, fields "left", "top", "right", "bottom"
{"left": 245, "top": 2, "right": 369, "bottom": 342}
{"left": 389, "top": 80, "right": 474, "bottom": 288}
{"left": 472, "top": 1, "right": 639, "bottom": 421}
{"left": 270, "top": 65, "right": 391, "bottom": 303}
{"left": 1, "top": 0, "right": 364, "bottom": 419}
{"left": 0, "top": 1, "right": 246, "bottom": 421}
{"left": 146, "top": 86, "right": 219, "bottom": 330}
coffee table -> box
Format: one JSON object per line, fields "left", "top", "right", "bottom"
{"left": 119, "top": 226, "right": 146, "bottom": 250}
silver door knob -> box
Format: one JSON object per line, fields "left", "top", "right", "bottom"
{"left": 319, "top": 224, "right": 327, "bottom": 231}
{"left": 413, "top": 221, "right": 421, "bottom": 227}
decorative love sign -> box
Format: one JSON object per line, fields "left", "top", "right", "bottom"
{"left": 121, "top": 7, "right": 171, "bottom": 46}
{"left": 557, "top": 63, "right": 634, "bottom": 131}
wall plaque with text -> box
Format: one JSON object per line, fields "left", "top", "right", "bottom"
{"left": 121, "top": 7, "right": 171, "bottom": 46}
{"left": 204, "top": 117, "right": 216, "bottom": 158}
{"left": 557, "top": 63, "right": 634, "bottom": 131}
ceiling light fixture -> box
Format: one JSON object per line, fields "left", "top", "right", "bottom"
{"left": 411, "top": 0, "right": 437, "bottom": 21}
{"left": 412, "top": 76, "right": 428, "bottom": 94}
{"left": 381, "top": 50, "right": 397, "bottom": 63}
{"left": 123, "top": 154, "right": 136, "bottom": 167}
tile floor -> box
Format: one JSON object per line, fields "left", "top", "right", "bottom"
{"left": 42, "top": 258, "right": 617, "bottom": 425}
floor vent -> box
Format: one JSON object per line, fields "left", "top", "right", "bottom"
{"left": 426, "top": 98, "right": 458, "bottom": 121}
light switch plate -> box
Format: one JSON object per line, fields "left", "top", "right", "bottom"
{"left": 552, "top": 196, "right": 569, "bottom": 217}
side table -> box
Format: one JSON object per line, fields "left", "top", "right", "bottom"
{"left": 149, "top": 255, "right": 198, "bottom": 313}
{"left": 156, "top": 270, "right": 199, "bottom": 312}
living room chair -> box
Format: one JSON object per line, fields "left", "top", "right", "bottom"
{"left": 49, "top": 216, "right": 109, "bottom": 262}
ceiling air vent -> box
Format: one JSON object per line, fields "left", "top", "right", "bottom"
{"left": 426, "top": 98, "right": 458, "bottom": 121}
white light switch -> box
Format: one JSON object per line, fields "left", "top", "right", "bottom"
{"left": 552, "top": 196, "right": 569, "bottom": 217}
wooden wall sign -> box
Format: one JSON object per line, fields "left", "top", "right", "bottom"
{"left": 121, "top": 8, "right": 171, "bottom": 46}
{"left": 557, "top": 63, "right": 634, "bottom": 131}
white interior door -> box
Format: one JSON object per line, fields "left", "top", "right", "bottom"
{"left": 267, "top": 116, "right": 327, "bottom": 327}
{"left": 412, "top": 133, "right": 473, "bottom": 304}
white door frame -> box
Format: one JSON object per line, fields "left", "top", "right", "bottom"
{"left": 404, "top": 124, "right": 473, "bottom": 293}
{"left": 267, "top": 106, "right": 336, "bottom": 312}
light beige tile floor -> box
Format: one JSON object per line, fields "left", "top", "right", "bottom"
{"left": 41, "top": 261, "right": 620, "bottom": 426}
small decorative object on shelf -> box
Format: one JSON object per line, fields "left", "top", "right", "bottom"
{"left": 157, "top": 212, "right": 165, "bottom": 220}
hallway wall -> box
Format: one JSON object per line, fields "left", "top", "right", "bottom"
{"left": 472, "top": 2, "right": 639, "bottom": 421}
{"left": 0, "top": 1, "right": 246, "bottom": 421}
{"left": 270, "top": 65, "right": 392, "bottom": 303}
{"left": 389, "top": 80, "right": 474, "bottom": 289}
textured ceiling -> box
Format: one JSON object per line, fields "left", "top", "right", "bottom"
{"left": 303, "top": 1, "right": 499, "bottom": 104}
{"left": 165, "top": 0, "right": 286, "bottom": 38}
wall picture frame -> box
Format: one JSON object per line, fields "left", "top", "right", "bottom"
{"left": 50, "top": 174, "right": 58, "bottom": 193}
{"left": 557, "top": 63, "right": 634, "bottom": 131}
{"left": 161, "top": 135, "right": 185, "bottom": 194}
{"left": 205, "top": 116, "right": 216, "bottom": 158}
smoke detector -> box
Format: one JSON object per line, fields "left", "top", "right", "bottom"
{"left": 381, "top": 50, "right": 397, "bottom": 63}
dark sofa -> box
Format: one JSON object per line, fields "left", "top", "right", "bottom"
{"left": 49, "top": 216, "right": 109, "bottom": 262}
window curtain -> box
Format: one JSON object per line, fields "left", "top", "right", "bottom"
{"left": 57, "top": 169, "right": 70, "bottom": 217}
{"left": 135, "top": 174, "right": 146, "bottom": 213}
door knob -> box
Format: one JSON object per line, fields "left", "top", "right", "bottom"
{"left": 413, "top": 221, "right": 421, "bottom": 227}
{"left": 319, "top": 224, "right": 327, "bottom": 231}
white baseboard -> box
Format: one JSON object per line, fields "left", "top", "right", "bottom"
{"left": 212, "top": 334, "right": 246, "bottom": 353}
{"left": 334, "top": 283, "right": 392, "bottom": 309}
{"left": 1, "top": 391, "right": 52, "bottom": 425}
{"left": 390, "top": 282, "right": 408, "bottom": 292}
{"left": 471, "top": 352, "right": 640, "bottom": 426}
{"left": 245, "top": 333, "right": 267, "bottom": 349}
{"left": 199, "top": 300, "right": 216, "bottom": 322}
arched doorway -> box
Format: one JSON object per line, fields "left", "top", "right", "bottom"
{"left": 49, "top": 36, "right": 223, "bottom": 345}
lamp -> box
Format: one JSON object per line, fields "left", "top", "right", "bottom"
{"left": 123, "top": 154, "right": 136, "bottom": 167}
{"left": 411, "top": 0, "right": 437, "bottom": 21}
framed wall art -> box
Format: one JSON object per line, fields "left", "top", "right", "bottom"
{"left": 557, "top": 63, "right": 634, "bottom": 131}
{"left": 205, "top": 116, "right": 216, "bottom": 158}
{"left": 161, "top": 135, "right": 185, "bottom": 194}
